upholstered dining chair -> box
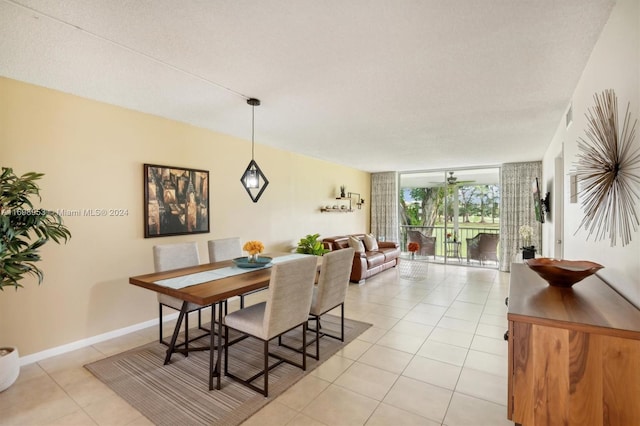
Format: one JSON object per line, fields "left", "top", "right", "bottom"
{"left": 207, "top": 237, "right": 242, "bottom": 263}
{"left": 305, "top": 248, "right": 354, "bottom": 359}
{"left": 223, "top": 256, "right": 317, "bottom": 396}
{"left": 153, "top": 242, "right": 207, "bottom": 349}
{"left": 207, "top": 237, "right": 258, "bottom": 309}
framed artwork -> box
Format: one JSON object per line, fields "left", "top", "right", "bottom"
{"left": 144, "top": 164, "right": 210, "bottom": 238}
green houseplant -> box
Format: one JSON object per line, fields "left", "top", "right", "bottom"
{"left": 0, "top": 167, "right": 71, "bottom": 391}
{"left": 296, "top": 233, "right": 329, "bottom": 256}
{"left": 1, "top": 167, "right": 71, "bottom": 290}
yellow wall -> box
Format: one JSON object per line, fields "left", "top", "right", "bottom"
{"left": 0, "top": 77, "right": 370, "bottom": 356}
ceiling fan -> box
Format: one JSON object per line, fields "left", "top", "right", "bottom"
{"left": 447, "top": 171, "right": 458, "bottom": 185}
{"left": 424, "top": 171, "right": 476, "bottom": 187}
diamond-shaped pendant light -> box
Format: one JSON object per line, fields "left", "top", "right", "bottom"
{"left": 240, "top": 98, "right": 269, "bottom": 202}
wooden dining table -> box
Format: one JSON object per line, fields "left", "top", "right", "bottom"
{"left": 128, "top": 253, "right": 316, "bottom": 390}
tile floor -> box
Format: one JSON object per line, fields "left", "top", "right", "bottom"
{"left": 0, "top": 260, "right": 513, "bottom": 426}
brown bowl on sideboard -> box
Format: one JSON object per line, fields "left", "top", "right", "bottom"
{"left": 524, "top": 258, "right": 604, "bottom": 288}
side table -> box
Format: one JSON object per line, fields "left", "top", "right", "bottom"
{"left": 445, "top": 241, "right": 462, "bottom": 262}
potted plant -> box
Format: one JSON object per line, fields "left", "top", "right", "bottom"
{"left": 519, "top": 225, "right": 535, "bottom": 260}
{"left": 295, "top": 234, "right": 329, "bottom": 256}
{"left": 0, "top": 167, "right": 72, "bottom": 391}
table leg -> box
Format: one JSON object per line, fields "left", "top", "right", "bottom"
{"left": 208, "top": 301, "right": 224, "bottom": 390}
{"left": 217, "top": 300, "right": 223, "bottom": 390}
{"left": 164, "top": 301, "right": 188, "bottom": 365}
{"left": 209, "top": 303, "right": 216, "bottom": 390}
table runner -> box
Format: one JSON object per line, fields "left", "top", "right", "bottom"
{"left": 154, "top": 253, "right": 310, "bottom": 289}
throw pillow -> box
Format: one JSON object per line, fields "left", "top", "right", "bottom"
{"left": 348, "top": 236, "right": 365, "bottom": 252}
{"left": 363, "top": 233, "right": 379, "bottom": 251}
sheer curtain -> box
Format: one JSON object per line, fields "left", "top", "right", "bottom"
{"left": 371, "top": 172, "right": 399, "bottom": 243}
{"left": 499, "top": 162, "right": 542, "bottom": 271}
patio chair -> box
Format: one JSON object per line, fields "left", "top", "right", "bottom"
{"left": 407, "top": 230, "right": 436, "bottom": 259}
{"left": 153, "top": 242, "right": 208, "bottom": 349}
{"left": 223, "top": 256, "right": 317, "bottom": 396}
{"left": 466, "top": 233, "right": 499, "bottom": 265}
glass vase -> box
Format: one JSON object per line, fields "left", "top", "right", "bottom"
{"left": 248, "top": 253, "right": 259, "bottom": 262}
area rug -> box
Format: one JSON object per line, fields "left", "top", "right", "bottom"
{"left": 85, "top": 315, "right": 371, "bottom": 426}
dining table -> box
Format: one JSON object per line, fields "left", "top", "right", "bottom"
{"left": 128, "top": 252, "right": 316, "bottom": 390}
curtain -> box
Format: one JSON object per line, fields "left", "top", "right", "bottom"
{"left": 371, "top": 172, "right": 399, "bottom": 243}
{"left": 499, "top": 162, "right": 542, "bottom": 272}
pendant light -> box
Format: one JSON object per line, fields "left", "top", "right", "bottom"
{"left": 240, "top": 98, "right": 269, "bottom": 202}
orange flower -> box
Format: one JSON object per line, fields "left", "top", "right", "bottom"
{"left": 243, "top": 240, "right": 264, "bottom": 255}
{"left": 408, "top": 242, "right": 419, "bottom": 252}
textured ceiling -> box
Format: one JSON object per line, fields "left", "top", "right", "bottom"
{"left": 0, "top": 0, "right": 615, "bottom": 172}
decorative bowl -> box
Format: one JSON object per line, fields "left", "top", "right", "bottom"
{"left": 524, "top": 258, "right": 603, "bottom": 288}
{"left": 232, "top": 256, "right": 273, "bottom": 268}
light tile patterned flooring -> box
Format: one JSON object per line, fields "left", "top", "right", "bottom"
{"left": 0, "top": 260, "right": 513, "bottom": 426}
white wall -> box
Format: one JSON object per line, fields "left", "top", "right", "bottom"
{"left": 543, "top": 0, "right": 640, "bottom": 305}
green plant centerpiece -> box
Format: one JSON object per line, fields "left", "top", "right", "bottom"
{"left": 1, "top": 167, "right": 72, "bottom": 289}
{"left": 296, "top": 233, "right": 329, "bottom": 256}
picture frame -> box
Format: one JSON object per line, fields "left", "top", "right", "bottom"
{"left": 144, "top": 163, "right": 210, "bottom": 238}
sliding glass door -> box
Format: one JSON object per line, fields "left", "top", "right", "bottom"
{"left": 400, "top": 167, "right": 500, "bottom": 266}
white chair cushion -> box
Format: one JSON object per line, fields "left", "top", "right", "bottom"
{"left": 224, "top": 302, "right": 267, "bottom": 339}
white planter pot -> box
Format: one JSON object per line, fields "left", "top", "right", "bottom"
{"left": 0, "top": 347, "right": 20, "bottom": 392}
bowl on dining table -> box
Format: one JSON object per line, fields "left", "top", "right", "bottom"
{"left": 524, "top": 258, "right": 604, "bottom": 288}
{"left": 232, "top": 256, "right": 273, "bottom": 268}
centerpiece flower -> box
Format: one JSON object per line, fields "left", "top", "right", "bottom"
{"left": 243, "top": 240, "right": 264, "bottom": 262}
{"left": 407, "top": 242, "right": 419, "bottom": 259}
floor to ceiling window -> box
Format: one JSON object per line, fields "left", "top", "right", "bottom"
{"left": 399, "top": 167, "right": 501, "bottom": 267}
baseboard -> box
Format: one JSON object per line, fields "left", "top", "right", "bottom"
{"left": 18, "top": 305, "right": 214, "bottom": 366}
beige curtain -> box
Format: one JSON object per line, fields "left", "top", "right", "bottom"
{"left": 371, "top": 172, "right": 399, "bottom": 243}
{"left": 499, "top": 161, "right": 542, "bottom": 271}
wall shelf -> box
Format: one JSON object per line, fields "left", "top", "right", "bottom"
{"left": 320, "top": 207, "right": 353, "bottom": 213}
{"left": 320, "top": 191, "right": 363, "bottom": 213}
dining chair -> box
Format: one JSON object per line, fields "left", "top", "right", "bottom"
{"left": 306, "top": 248, "right": 354, "bottom": 359}
{"left": 207, "top": 237, "right": 259, "bottom": 309}
{"left": 223, "top": 256, "right": 317, "bottom": 396}
{"left": 153, "top": 242, "right": 208, "bottom": 349}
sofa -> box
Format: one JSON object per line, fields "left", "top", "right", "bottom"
{"left": 322, "top": 234, "right": 400, "bottom": 283}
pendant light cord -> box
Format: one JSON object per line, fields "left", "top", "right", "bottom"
{"left": 251, "top": 104, "right": 255, "bottom": 161}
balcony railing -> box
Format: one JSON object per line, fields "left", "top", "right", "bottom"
{"left": 400, "top": 224, "right": 499, "bottom": 263}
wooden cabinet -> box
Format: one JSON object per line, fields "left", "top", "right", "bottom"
{"left": 507, "top": 264, "right": 640, "bottom": 426}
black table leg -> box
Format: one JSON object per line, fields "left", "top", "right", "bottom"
{"left": 217, "top": 300, "right": 223, "bottom": 390}
{"left": 164, "top": 301, "right": 188, "bottom": 365}
{"left": 208, "top": 301, "right": 224, "bottom": 390}
{"left": 209, "top": 303, "right": 216, "bottom": 390}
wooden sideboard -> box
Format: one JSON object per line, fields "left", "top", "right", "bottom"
{"left": 507, "top": 263, "right": 640, "bottom": 426}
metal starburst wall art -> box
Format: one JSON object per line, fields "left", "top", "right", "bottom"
{"left": 575, "top": 89, "right": 640, "bottom": 246}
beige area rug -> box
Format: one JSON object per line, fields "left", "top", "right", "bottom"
{"left": 85, "top": 315, "right": 371, "bottom": 426}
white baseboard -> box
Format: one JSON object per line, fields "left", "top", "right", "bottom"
{"left": 18, "top": 304, "right": 216, "bottom": 366}
{"left": 19, "top": 312, "right": 175, "bottom": 366}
